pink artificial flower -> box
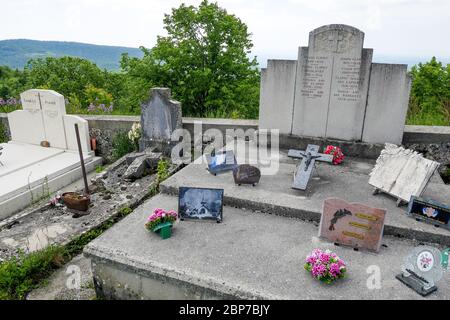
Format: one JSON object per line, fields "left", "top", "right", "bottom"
{"left": 306, "top": 255, "right": 317, "bottom": 265}
{"left": 319, "top": 252, "right": 331, "bottom": 264}
{"left": 329, "top": 263, "right": 341, "bottom": 277}
{"left": 337, "top": 259, "right": 346, "bottom": 268}
{"left": 312, "top": 263, "right": 327, "bottom": 278}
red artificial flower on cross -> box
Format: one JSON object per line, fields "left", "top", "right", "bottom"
{"left": 324, "top": 146, "right": 344, "bottom": 165}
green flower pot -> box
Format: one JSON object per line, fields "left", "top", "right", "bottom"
{"left": 152, "top": 222, "right": 173, "bottom": 240}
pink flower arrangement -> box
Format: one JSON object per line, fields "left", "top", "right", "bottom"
{"left": 145, "top": 208, "right": 178, "bottom": 231}
{"left": 304, "top": 249, "right": 347, "bottom": 284}
{"left": 324, "top": 145, "right": 344, "bottom": 165}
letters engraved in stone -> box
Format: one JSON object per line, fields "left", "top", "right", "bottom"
{"left": 292, "top": 25, "right": 371, "bottom": 140}
{"left": 288, "top": 144, "right": 333, "bottom": 190}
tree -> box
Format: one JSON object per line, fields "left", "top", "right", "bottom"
{"left": 408, "top": 57, "right": 450, "bottom": 126}
{"left": 25, "top": 56, "right": 106, "bottom": 107}
{"left": 121, "top": 0, "right": 260, "bottom": 118}
{"left": 0, "top": 65, "right": 27, "bottom": 99}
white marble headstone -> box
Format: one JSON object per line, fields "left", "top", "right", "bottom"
{"left": 39, "top": 90, "right": 68, "bottom": 149}
{"left": 8, "top": 89, "right": 92, "bottom": 153}
{"left": 8, "top": 90, "right": 46, "bottom": 145}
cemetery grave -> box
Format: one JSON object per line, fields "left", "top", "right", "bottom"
{"left": 0, "top": 88, "right": 180, "bottom": 265}
{"left": 0, "top": 24, "right": 448, "bottom": 300}
{"left": 83, "top": 25, "right": 450, "bottom": 300}
{"left": 0, "top": 89, "right": 102, "bottom": 220}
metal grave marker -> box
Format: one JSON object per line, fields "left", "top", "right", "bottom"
{"left": 288, "top": 144, "right": 333, "bottom": 190}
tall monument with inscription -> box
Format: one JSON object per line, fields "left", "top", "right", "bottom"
{"left": 259, "top": 24, "right": 411, "bottom": 145}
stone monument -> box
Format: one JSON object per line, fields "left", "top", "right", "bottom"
{"left": 139, "top": 88, "right": 182, "bottom": 154}
{"left": 8, "top": 89, "right": 91, "bottom": 153}
{"left": 259, "top": 24, "right": 411, "bottom": 144}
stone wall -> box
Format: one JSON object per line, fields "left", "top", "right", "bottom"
{"left": 0, "top": 113, "right": 448, "bottom": 166}
{"left": 0, "top": 115, "right": 10, "bottom": 142}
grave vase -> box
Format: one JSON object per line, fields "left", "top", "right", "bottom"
{"left": 152, "top": 221, "right": 173, "bottom": 240}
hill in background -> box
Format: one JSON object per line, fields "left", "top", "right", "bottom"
{"left": 0, "top": 39, "right": 144, "bottom": 70}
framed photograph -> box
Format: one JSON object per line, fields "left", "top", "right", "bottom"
{"left": 178, "top": 187, "right": 224, "bottom": 222}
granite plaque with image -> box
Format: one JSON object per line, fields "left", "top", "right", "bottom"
{"left": 178, "top": 187, "right": 224, "bottom": 223}
{"left": 407, "top": 196, "right": 450, "bottom": 230}
{"left": 319, "top": 198, "right": 386, "bottom": 252}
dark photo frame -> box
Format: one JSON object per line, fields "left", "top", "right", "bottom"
{"left": 407, "top": 196, "right": 450, "bottom": 230}
{"left": 178, "top": 187, "right": 224, "bottom": 223}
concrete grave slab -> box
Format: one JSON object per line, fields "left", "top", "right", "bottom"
{"left": 84, "top": 193, "right": 450, "bottom": 300}
{"left": 160, "top": 141, "right": 450, "bottom": 246}
{"left": 0, "top": 143, "right": 102, "bottom": 220}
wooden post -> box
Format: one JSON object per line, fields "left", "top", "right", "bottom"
{"left": 74, "top": 124, "right": 89, "bottom": 195}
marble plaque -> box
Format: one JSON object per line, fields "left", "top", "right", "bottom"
{"left": 319, "top": 198, "right": 386, "bottom": 252}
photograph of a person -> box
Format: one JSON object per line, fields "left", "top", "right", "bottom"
{"left": 178, "top": 187, "right": 224, "bottom": 222}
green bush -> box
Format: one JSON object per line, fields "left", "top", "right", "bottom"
{"left": 0, "top": 246, "right": 65, "bottom": 300}
{"left": 407, "top": 57, "right": 450, "bottom": 126}
{"left": 111, "top": 130, "right": 136, "bottom": 161}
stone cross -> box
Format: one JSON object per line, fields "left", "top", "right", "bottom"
{"left": 288, "top": 144, "right": 333, "bottom": 190}
{"left": 328, "top": 32, "right": 344, "bottom": 53}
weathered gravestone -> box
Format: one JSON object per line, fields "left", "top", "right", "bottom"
{"left": 139, "top": 88, "right": 182, "bottom": 155}
{"left": 319, "top": 198, "right": 386, "bottom": 252}
{"left": 8, "top": 89, "right": 91, "bottom": 153}
{"left": 259, "top": 24, "right": 411, "bottom": 144}
{"left": 369, "top": 143, "right": 440, "bottom": 205}
{"left": 288, "top": 144, "right": 333, "bottom": 190}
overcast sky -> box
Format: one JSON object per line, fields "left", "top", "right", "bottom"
{"left": 2, "top": 0, "right": 450, "bottom": 64}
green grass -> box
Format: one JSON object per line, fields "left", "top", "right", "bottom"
{"left": 0, "top": 246, "right": 65, "bottom": 300}
{"left": 0, "top": 206, "right": 133, "bottom": 300}
{"left": 95, "top": 165, "right": 105, "bottom": 173}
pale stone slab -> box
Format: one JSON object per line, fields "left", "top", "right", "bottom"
{"left": 363, "top": 64, "right": 412, "bottom": 144}
{"left": 292, "top": 25, "right": 372, "bottom": 141}
{"left": 64, "top": 115, "right": 92, "bottom": 153}
{"left": 259, "top": 60, "right": 297, "bottom": 134}
{"left": 8, "top": 110, "right": 46, "bottom": 146}
{"left": 0, "top": 142, "right": 64, "bottom": 178}
{"left": 39, "top": 90, "right": 68, "bottom": 149}
{"left": 369, "top": 144, "right": 440, "bottom": 202}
